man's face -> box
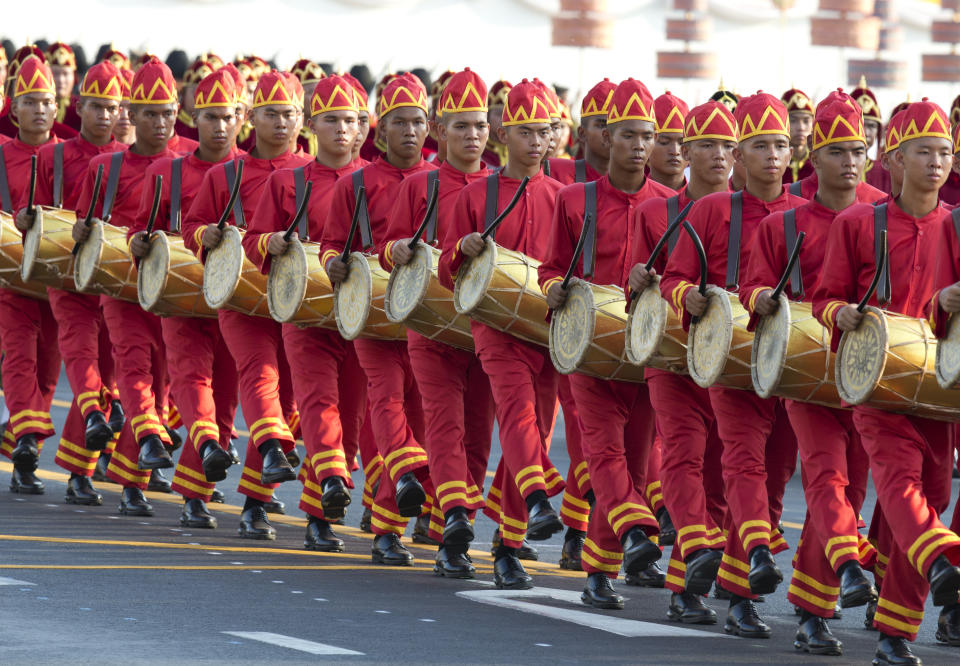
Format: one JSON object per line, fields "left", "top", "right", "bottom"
{"left": 734, "top": 134, "right": 792, "bottom": 185}
{"left": 579, "top": 116, "right": 609, "bottom": 161}
{"left": 355, "top": 110, "right": 370, "bottom": 152}
{"left": 880, "top": 149, "right": 903, "bottom": 190}
{"left": 77, "top": 96, "right": 120, "bottom": 142}
{"left": 649, "top": 132, "right": 686, "bottom": 177}
{"left": 251, "top": 104, "right": 299, "bottom": 150}
{"left": 13, "top": 92, "right": 57, "bottom": 134}
{"left": 487, "top": 105, "right": 504, "bottom": 141}
{"left": 180, "top": 84, "right": 197, "bottom": 115}
{"left": 683, "top": 137, "right": 736, "bottom": 188}
{"left": 498, "top": 123, "right": 551, "bottom": 170}
{"left": 50, "top": 65, "right": 75, "bottom": 100}
{"left": 382, "top": 106, "right": 428, "bottom": 161}
{"left": 864, "top": 119, "right": 881, "bottom": 150}
{"left": 115, "top": 100, "right": 133, "bottom": 139}
{"left": 896, "top": 137, "right": 953, "bottom": 194}
{"left": 302, "top": 82, "right": 318, "bottom": 114}
{"left": 809, "top": 140, "right": 866, "bottom": 191}
{"left": 128, "top": 102, "right": 177, "bottom": 151}
{"left": 309, "top": 109, "right": 359, "bottom": 158}
{"left": 547, "top": 119, "right": 561, "bottom": 156}
{"left": 603, "top": 119, "right": 655, "bottom": 174}
{"left": 438, "top": 110, "right": 489, "bottom": 165}
{"left": 194, "top": 107, "right": 238, "bottom": 153}
{"left": 788, "top": 111, "right": 813, "bottom": 152}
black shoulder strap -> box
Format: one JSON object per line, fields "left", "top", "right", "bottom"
{"left": 582, "top": 181, "right": 598, "bottom": 279}
{"left": 293, "top": 165, "right": 308, "bottom": 239}
{"left": 223, "top": 159, "right": 246, "bottom": 228}
{"left": 52, "top": 142, "right": 65, "bottom": 208}
{"left": 665, "top": 195, "right": 680, "bottom": 254}
{"left": 782, "top": 208, "right": 804, "bottom": 300}
{"left": 169, "top": 157, "right": 184, "bottom": 232}
{"left": 0, "top": 145, "right": 11, "bottom": 213}
{"left": 543, "top": 159, "right": 551, "bottom": 177}
{"left": 952, "top": 207, "right": 960, "bottom": 243}
{"left": 351, "top": 167, "right": 373, "bottom": 250}
{"left": 101, "top": 151, "right": 124, "bottom": 222}
{"left": 725, "top": 191, "right": 743, "bottom": 290}
{"left": 873, "top": 203, "right": 890, "bottom": 306}
{"left": 788, "top": 179, "right": 803, "bottom": 197}
{"left": 425, "top": 169, "right": 440, "bottom": 244}
{"left": 574, "top": 159, "right": 586, "bottom": 184}
{"left": 483, "top": 172, "right": 499, "bottom": 236}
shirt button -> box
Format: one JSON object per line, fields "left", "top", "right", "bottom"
{"left": 915, "top": 266, "right": 921, "bottom": 272}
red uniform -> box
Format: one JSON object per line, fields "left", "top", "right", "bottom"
{"left": 940, "top": 170, "right": 960, "bottom": 206}
{"left": 182, "top": 149, "right": 310, "bottom": 502}
{"left": 546, "top": 157, "right": 600, "bottom": 186}
{"left": 815, "top": 197, "right": 960, "bottom": 639}
{"left": 864, "top": 158, "right": 892, "bottom": 195}
{"left": 786, "top": 171, "right": 886, "bottom": 203}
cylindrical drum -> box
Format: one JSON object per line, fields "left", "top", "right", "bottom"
{"left": 936, "top": 314, "right": 960, "bottom": 390}
{"left": 837, "top": 305, "right": 960, "bottom": 421}
{"left": 453, "top": 237, "right": 549, "bottom": 348}
{"left": 624, "top": 276, "right": 688, "bottom": 373}
{"left": 751, "top": 296, "right": 839, "bottom": 406}
{"left": 334, "top": 252, "right": 407, "bottom": 341}
{"left": 384, "top": 243, "right": 473, "bottom": 352}
{"left": 137, "top": 232, "right": 217, "bottom": 318}
{"left": 74, "top": 220, "right": 139, "bottom": 302}
{"left": 20, "top": 206, "right": 78, "bottom": 290}
{"left": 549, "top": 279, "right": 644, "bottom": 382}
{"left": 687, "top": 285, "right": 753, "bottom": 389}
{"left": 202, "top": 225, "right": 269, "bottom": 317}
{"left": 266, "top": 237, "right": 336, "bottom": 328}
{"left": 0, "top": 212, "right": 50, "bottom": 300}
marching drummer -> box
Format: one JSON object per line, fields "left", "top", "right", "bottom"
{"left": 244, "top": 74, "right": 368, "bottom": 552}
{"left": 743, "top": 90, "right": 880, "bottom": 656}
{"left": 545, "top": 78, "right": 615, "bottom": 186}
{"left": 627, "top": 100, "right": 738, "bottom": 625}
{"left": 647, "top": 92, "right": 688, "bottom": 192}
{"left": 539, "top": 77, "right": 676, "bottom": 609}
{"left": 659, "top": 92, "right": 805, "bottom": 638}
{"left": 444, "top": 79, "right": 566, "bottom": 589}
{"left": 181, "top": 70, "right": 311, "bottom": 539}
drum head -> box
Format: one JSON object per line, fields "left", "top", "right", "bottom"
{"left": 937, "top": 312, "right": 960, "bottom": 389}
{"left": 549, "top": 279, "right": 593, "bottom": 375}
{"left": 687, "top": 285, "right": 734, "bottom": 389}
{"left": 836, "top": 305, "right": 887, "bottom": 405}
{"left": 74, "top": 220, "right": 105, "bottom": 292}
{"left": 267, "top": 239, "right": 308, "bottom": 323}
{"left": 453, "top": 236, "right": 496, "bottom": 315}
{"left": 335, "top": 252, "right": 373, "bottom": 340}
{"left": 751, "top": 293, "right": 791, "bottom": 399}
{"left": 137, "top": 232, "right": 171, "bottom": 312}
{"left": 20, "top": 208, "right": 43, "bottom": 282}
{"left": 203, "top": 226, "right": 243, "bottom": 309}
{"left": 625, "top": 279, "right": 666, "bottom": 366}
{"left": 384, "top": 242, "right": 432, "bottom": 324}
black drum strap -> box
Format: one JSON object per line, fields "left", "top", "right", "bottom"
{"left": 52, "top": 142, "right": 65, "bottom": 208}
{"left": 952, "top": 206, "right": 960, "bottom": 243}
{"left": 351, "top": 167, "right": 373, "bottom": 250}
{"left": 543, "top": 159, "right": 551, "bottom": 178}
{"left": 224, "top": 159, "right": 246, "bottom": 228}
{"left": 425, "top": 169, "right": 439, "bottom": 244}
{"left": 483, "top": 172, "right": 499, "bottom": 238}
{"left": 169, "top": 157, "right": 184, "bottom": 232}
{"left": 665, "top": 195, "right": 680, "bottom": 254}
{"left": 725, "top": 190, "right": 743, "bottom": 290}
{"left": 582, "top": 181, "right": 598, "bottom": 279}
{"left": 574, "top": 159, "right": 586, "bottom": 184}
{"left": 0, "top": 145, "right": 11, "bottom": 213}
{"left": 789, "top": 179, "right": 803, "bottom": 197}
{"left": 873, "top": 203, "right": 891, "bottom": 306}
{"left": 101, "top": 151, "right": 124, "bottom": 222}
{"left": 293, "top": 166, "right": 308, "bottom": 240}
{"left": 783, "top": 208, "right": 804, "bottom": 300}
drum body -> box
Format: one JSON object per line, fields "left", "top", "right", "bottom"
{"left": 751, "top": 296, "right": 839, "bottom": 406}
{"left": 687, "top": 285, "right": 753, "bottom": 389}
{"left": 0, "top": 212, "right": 49, "bottom": 300}
{"left": 549, "top": 279, "right": 644, "bottom": 382}
{"left": 935, "top": 314, "right": 960, "bottom": 389}
{"left": 836, "top": 305, "right": 960, "bottom": 421}
{"left": 74, "top": 220, "right": 138, "bottom": 302}
{"left": 21, "top": 206, "right": 77, "bottom": 290}
{"left": 384, "top": 243, "right": 473, "bottom": 352}
{"left": 624, "top": 277, "right": 688, "bottom": 373}
{"left": 334, "top": 252, "right": 407, "bottom": 341}
{"left": 267, "top": 238, "right": 336, "bottom": 328}
{"left": 202, "top": 225, "right": 269, "bottom": 317}
{"left": 453, "top": 237, "right": 549, "bottom": 347}
{"left": 138, "top": 232, "right": 217, "bottom": 318}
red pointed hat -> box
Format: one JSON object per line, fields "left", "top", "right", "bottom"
{"left": 953, "top": 122, "right": 960, "bottom": 155}
{"left": 79, "top": 60, "right": 123, "bottom": 101}
{"left": 291, "top": 58, "right": 325, "bottom": 84}
{"left": 342, "top": 72, "right": 369, "bottom": 109}
{"left": 654, "top": 91, "right": 689, "bottom": 134}
{"left": 13, "top": 56, "right": 55, "bottom": 98}
{"left": 310, "top": 74, "right": 359, "bottom": 117}
{"left": 488, "top": 79, "right": 512, "bottom": 107}
{"left": 198, "top": 51, "right": 225, "bottom": 70}
{"left": 735, "top": 91, "right": 789, "bottom": 141}
{"left": 130, "top": 56, "right": 177, "bottom": 104}
{"left": 811, "top": 89, "right": 865, "bottom": 152}
{"left": 194, "top": 67, "right": 238, "bottom": 109}
{"left": 533, "top": 79, "right": 562, "bottom": 120}
{"left": 501, "top": 78, "right": 552, "bottom": 127}
{"left": 430, "top": 70, "right": 455, "bottom": 98}
{"left": 438, "top": 68, "right": 487, "bottom": 117}
{"left": 950, "top": 93, "right": 960, "bottom": 129}
{"left": 781, "top": 88, "right": 814, "bottom": 115}
{"left": 45, "top": 41, "right": 76, "bottom": 69}
{"left": 119, "top": 68, "right": 134, "bottom": 102}
{"left": 101, "top": 46, "right": 131, "bottom": 72}
{"left": 606, "top": 78, "right": 655, "bottom": 125}
{"left": 849, "top": 75, "right": 881, "bottom": 123}
{"left": 7, "top": 45, "right": 44, "bottom": 82}
{"left": 580, "top": 78, "right": 616, "bottom": 118}
{"left": 898, "top": 98, "right": 951, "bottom": 145}
{"left": 683, "top": 101, "right": 738, "bottom": 143}
{"left": 252, "top": 70, "right": 302, "bottom": 108}
{"left": 884, "top": 107, "right": 908, "bottom": 154}
{"left": 378, "top": 72, "right": 428, "bottom": 117}
{"left": 183, "top": 58, "right": 216, "bottom": 86}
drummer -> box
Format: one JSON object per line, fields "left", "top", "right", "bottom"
{"left": 16, "top": 60, "right": 127, "bottom": 506}
{"left": 1, "top": 55, "right": 63, "bottom": 495}
{"left": 545, "top": 79, "right": 611, "bottom": 185}
{"left": 444, "top": 79, "right": 565, "bottom": 589}
{"left": 181, "top": 70, "right": 310, "bottom": 539}
{"left": 659, "top": 92, "right": 805, "bottom": 638}
{"left": 743, "top": 90, "right": 879, "bottom": 656}
{"left": 540, "top": 77, "right": 676, "bottom": 609}
{"left": 647, "top": 92, "right": 688, "bottom": 192}
{"left": 243, "top": 74, "right": 367, "bottom": 552}
{"left": 380, "top": 68, "right": 495, "bottom": 578}
{"left": 627, "top": 100, "right": 738, "bottom": 624}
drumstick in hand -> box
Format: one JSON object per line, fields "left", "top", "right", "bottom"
{"left": 282, "top": 181, "right": 313, "bottom": 242}
{"left": 628, "top": 200, "right": 695, "bottom": 301}
{"left": 216, "top": 160, "right": 244, "bottom": 231}
{"left": 26, "top": 155, "right": 37, "bottom": 217}
{"left": 681, "top": 220, "right": 709, "bottom": 325}
{"left": 480, "top": 176, "right": 530, "bottom": 241}
{"left": 144, "top": 175, "right": 163, "bottom": 237}
{"left": 339, "top": 186, "right": 368, "bottom": 275}
{"left": 560, "top": 213, "right": 591, "bottom": 292}
{"left": 857, "top": 229, "right": 887, "bottom": 313}
{"left": 770, "top": 231, "right": 806, "bottom": 302}
{"left": 407, "top": 178, "right": 440, "bottom": 250}
{"left": 71, "top": 164, "right": 105, "bottom": 255}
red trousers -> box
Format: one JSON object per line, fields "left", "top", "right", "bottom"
{"left": 101, "top": 297, "right": 171, "bottom": 489}
{"left": 557, "top": 376, "right": 591, "bottom": 533}
{"left": 0, "top": 289, "right": 59, "bottom": 455}
{"left": 569, "top": 374, "right": 658, "bottom": 578}
{"left": 766, "top": 404, "right": 798, "bottom": 553}
{"left": 785, "top": 402, "right": 870, "bottom": 618}
{"left": 853, "top": 407, "right": 960, "bottom": 640}
{"left": 353, "top": 338, "right": 430, "bottom": 536}
{"left": 161, "top": 316, "right": 239, "bottom": 502}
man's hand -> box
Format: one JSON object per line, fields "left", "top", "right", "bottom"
{"left": 267, "top": 233, "right": 288, "bottom": 256}
{"left": 202, "top": 224, "right": 223, "bottom": 250}
{"left": 460, "top": 232, "right": 485, "bottom": 258}
{"left": 72, "top": 219, "right": 93, "bottom": 244}
{"left": 326, "top": 257, "right": 348, "bottom": 283}
{"left": 129, "top": 232, "right": 151, "bottom": 258}
{"left": 391, "top": 240, "right": 414, "bottom": 266}
{"left": 836, "top": 304, "right": 864, "bottom": 332}
{"left": 939, "top": 283, "right": 960, "bottom": 314}
{"left": 628, "top": 264, "right": 656, "bottom": 295}
{"left": 685, "top": 289, "right": 708, "bottom": 318}
{"left": 754, "top": 289, "right": 780, "bottom": 317}
{"left": 14, "top": 207, "right": 34, "bottom": 232}
{"left": 547, "top": 283, "right": 568, "bottom": 309}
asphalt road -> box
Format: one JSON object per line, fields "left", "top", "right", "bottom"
{"left": 0, "top": 370, "right": 958, "bottom": 665}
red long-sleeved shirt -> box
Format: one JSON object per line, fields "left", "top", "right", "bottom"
{"left": 30, "top": 134, "right": 124, "bottom": 212}
{"left": 0, "top": 136, "right": 61, "bottom": 213}
{"left": 927, "top": 208, "right": 960, "bottom": 336}
{"left": 788, "top": 172, "right": 887, "bottom": 203}
{"left": 546, "top": 157, "right": 601, "bottom": 186}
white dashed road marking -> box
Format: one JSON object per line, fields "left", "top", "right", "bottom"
{"left": 222, "top": 632, "right": 364, "bottom": 656}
